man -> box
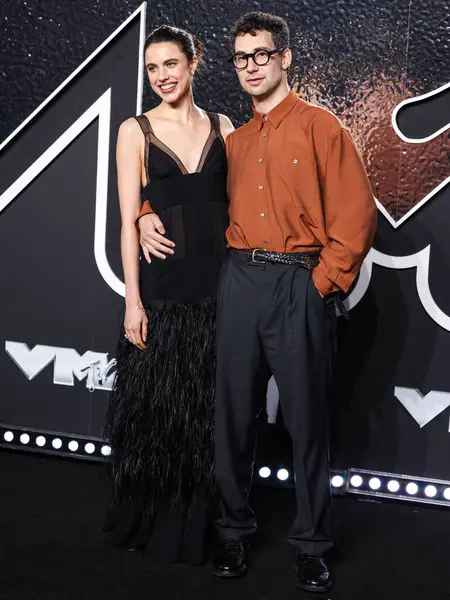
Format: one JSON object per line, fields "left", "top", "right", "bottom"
{"left": 137, "top": 12, "right": 377, "bottom": 593}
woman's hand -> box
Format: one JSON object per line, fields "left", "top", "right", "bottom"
{"left": 124, "top": 304, "right": 148, "bottom": 350}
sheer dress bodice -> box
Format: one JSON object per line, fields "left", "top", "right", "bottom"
{"left": 134, "top": 112, "right": 229, "bottom": 304}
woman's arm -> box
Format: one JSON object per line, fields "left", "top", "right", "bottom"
{"left": 117, "top": 118, "right": 148, "bottom": 350}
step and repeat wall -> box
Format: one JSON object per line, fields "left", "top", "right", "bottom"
{"left": 1, "top": 1, "right": 449, "bottom": 478}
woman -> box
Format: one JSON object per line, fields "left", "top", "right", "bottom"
{"left": 103, "top": 25, "right": 234, "bottom": 565}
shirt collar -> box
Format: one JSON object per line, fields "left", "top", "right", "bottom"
{"left": 252, "top": 89, "right": 299, "bottom": 131}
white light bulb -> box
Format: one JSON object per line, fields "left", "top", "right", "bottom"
{"left": 52, "top": 438, "right": 62, "bottom": 449}
{"left": 101, "top": 445, "right": 112, "bottom": 457}
{"left": 20, "top": 433, "right": 30, "bottom": 445}
{"left": 36, "top": 436, "right": 46, "bottom": 447}
{"left": 259, "top": 467, "right": 271, "bottom": 479}
{"left": 331, "top": 475, "right": 344, "bottom": 488}
{"left": 406, "top": 482, "right": 418, "bottom": 495}
{"left": 350, "top": 475, "right": 363, "bottom": 488}
{"left": 277, "top": 469, "right": 289, "bottom": 481}
{"left": 369, "top": 477, "right": 381, "bottom": 490}
{"left": 443, "top": 488, "right": 450, "bottom": 501}
{"left": 68, "top": 440, "right": 79, "bottom": 452}
{"left": 425, "top": 485, "right": 437, "bottom": 498}
{"left": 85, "top": 443, "right": 95, "bottom": 455}
{"left": 3, "top": 431, "right": 14, "bottom": 442}
{"left": 387, "top": 480, "right": 400, "bottom": 493}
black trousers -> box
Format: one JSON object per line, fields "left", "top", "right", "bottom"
{"left": 214, "top": 253, "right": 334, "bottom": 556}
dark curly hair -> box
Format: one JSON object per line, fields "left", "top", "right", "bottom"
{"left": 231, "top": 12, "right": 290, "bottom": 50}
{"left": 144, "top": 25, "right": 205, "bottom": 69}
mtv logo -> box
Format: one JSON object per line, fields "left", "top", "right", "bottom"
{"left": 5, "top": 341, "right": 116, "bottom": 392}
{"left": 394, "top": 386, "right": 450, "bottom": 430}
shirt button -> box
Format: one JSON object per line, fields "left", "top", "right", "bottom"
{"left": 263, "top": 240, "right": 268, "bottom": 244}
{"left": 262, "top": 133, "right": 267, "bottom": 137}
{"left": 260, "top": 212, "right": 265, "bottom": 217}
{"left": 293, "top": 159, "right": 298, "bottom": 164}
{"left": 259, "top": 158, "right": 264, "bottom": 163}
{"left": 259, "top": 185, "right": 264, "bottom": 190}
{"left": 264, "top": 116, "right": 268, "bottom": 121}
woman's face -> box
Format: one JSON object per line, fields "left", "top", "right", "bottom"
{"left": 145, "top": 41, "right": 197, "bottom": 104}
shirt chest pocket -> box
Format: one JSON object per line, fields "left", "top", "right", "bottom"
{"left": 280, "top": 154, "right": 318, "bottom": 208}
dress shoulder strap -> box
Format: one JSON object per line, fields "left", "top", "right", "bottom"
{"left": 207, "top": 112, "right": 225, "bottom": 148}
{"left": 134, "top": 115, "right": 152, "bottom": 186}
{"left": 208, "top": 112, "right": 220, "bottom": 133}
{"left": 134, "top": 114, "right": 153, "bottom": 138}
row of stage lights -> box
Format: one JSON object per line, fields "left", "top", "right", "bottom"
{"left": 257, "top": 465, "right": 450, "bottom": 506}
{"left": 331, "top": 473, "right": 450, "bottom": 500}
{"left": 258, "top": 465, "right": 342, "bottom": 487}
{"left": 344, "top": 469, "right": 450, "bottom": 505}
{"left": 1, "top": 427, "right": 111, "bottom": 459}
{"left": 330, "top": 473, "right": 450, "bottom": 500}
{"left": 3, "top": 425, "right": 450, "bottom": 507}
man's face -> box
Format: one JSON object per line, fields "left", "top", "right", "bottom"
{"left": 233, "top": 30, "right": 289, "bottom": 98}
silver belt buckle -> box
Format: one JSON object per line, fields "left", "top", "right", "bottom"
{"left": 251, "top": 248, "right": 267, "bottom": 264}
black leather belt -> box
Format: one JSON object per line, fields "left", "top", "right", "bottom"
{"left": 230, "top": 248, "right": 321, "bottom": 270}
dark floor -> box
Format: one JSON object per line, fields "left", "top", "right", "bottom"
{"left": 1, "top": 450, "right": 450, "bottom": 600}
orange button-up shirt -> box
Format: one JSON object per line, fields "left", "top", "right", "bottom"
{"left": 226, "top": 90, "right": 377, "bottom": 296}
{"left": 138, "top": 90, "right": 377, "bottom": 296}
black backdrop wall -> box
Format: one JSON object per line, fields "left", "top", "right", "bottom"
{"left": 1, "top": 1, "right": 449, "bottom": 480}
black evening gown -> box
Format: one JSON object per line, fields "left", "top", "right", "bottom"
{"left": 103, "top": 112, "right": 228, "bottom": 565}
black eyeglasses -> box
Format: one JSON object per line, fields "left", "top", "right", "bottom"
{"left": 228, "top": 48, "right": 284, "bottom": 70}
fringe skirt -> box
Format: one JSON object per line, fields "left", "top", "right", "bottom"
{"left": 103, "top": 299, "right": 216, "bottom": 564}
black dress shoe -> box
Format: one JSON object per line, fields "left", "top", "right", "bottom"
{"left": 211, "top": 540, "right": 247, "bottom": 578}
{"left": 295, "top": 553, "right": 332, "bottom": 593}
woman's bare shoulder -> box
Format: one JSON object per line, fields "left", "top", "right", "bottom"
{"left": 118, "top": 117, "right": 142, "bottom": 139}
